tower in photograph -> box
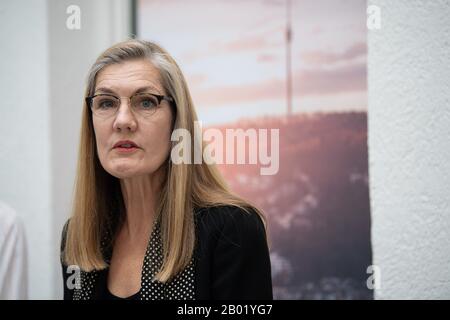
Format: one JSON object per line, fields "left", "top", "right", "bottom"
{"left": 286, "top": 0, "right": 293, "bottom": 116}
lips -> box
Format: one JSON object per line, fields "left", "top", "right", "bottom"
{"left": 113, "top": 140, "right": 139, "bottom": 149}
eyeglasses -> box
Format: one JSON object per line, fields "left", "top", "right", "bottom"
{"left": 86, "top": 93, "right": 174, "bottom": 119}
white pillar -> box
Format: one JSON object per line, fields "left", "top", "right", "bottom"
{"left": 368, "top": 0, "right": 450, "bottom": 299}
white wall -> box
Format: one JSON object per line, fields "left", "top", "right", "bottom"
{"left": 368, "top": 0, "right": 450, "bottom": 299}
{"left": 0, "top": 0, "right": 131, "bottom": 299}
{"left": 0, "top": 0, "right": 51, "bottom": 300}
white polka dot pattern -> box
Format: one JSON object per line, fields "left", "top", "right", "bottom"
{"left": 73, "top": 218, "right": 195, "bottom": 300}
{"left": 73, "top": 270, "right": 98, "bottom": 300}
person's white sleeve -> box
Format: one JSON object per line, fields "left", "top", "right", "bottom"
{"left": 0, "top": 201, "right": 28, "bottom": 300}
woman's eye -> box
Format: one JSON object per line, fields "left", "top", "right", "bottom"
{"left": 140, "top": 98, "right": 157, "bottom": 108}
{"left": 99, "top": 99, "right": 115, "bottom": 108}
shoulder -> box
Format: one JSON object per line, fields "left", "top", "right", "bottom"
{"left": 61, "top": 219, "right": 70, "bottom": 245}
{"left": 195, "top": 204, "right": 264, "bottom": 229}
{"left": 194, "top": 205, "right": 273, "bottom": 299}
{"left": 194, "top": 205, "right": 267, "bottom": 246}
{"left": 60, "top": 219, "right": 71, "bottom": 264}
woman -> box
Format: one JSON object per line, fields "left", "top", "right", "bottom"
{"left": 60, "top": 39, "right": 272, "bottom": 300}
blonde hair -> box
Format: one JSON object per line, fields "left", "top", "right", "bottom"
{"left": 63, "top": 39, "right": 268, "bottom": 282}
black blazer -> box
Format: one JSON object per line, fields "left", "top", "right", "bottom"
{"left": 60, "top": 205, "right": 273, "bottom": 300}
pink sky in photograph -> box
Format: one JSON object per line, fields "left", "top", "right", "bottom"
{"left": 138, "top": 0, "right": 367, "bottom": 125}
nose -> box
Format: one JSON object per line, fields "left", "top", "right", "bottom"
{"left": 113, "top": 98, "right": 137, "bottom": 132}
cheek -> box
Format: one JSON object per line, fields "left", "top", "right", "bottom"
{"left": 155, "top": 108, "right": 174, "bottom": 146}
{"left": 144, "top": 124, "right": 172, "bottom": 160}
{"left": 142, "top": 112, "right": 173, "bottom": 163}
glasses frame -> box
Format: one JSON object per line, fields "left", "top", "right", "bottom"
{"left": 85, "top": 92, "right": 174, "bottom": 118}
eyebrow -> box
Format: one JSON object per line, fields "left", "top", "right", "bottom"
{"left": 94, "top": 86, "right": 162, "bottom": 95}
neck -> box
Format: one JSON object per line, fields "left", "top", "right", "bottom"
{"left": 119, "top": 167, "right": 164, "bottom": 241}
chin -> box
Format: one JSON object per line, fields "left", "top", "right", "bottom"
{"left": 111, "top": 172, "right": 136, "bottom": 179}
{"left": 107, "top": 163, "right": 139, "bottom": 179}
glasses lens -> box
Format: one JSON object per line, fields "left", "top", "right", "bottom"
{"left": 91, "top": 95, "right": 119, "bottom": 117}
{"left": 132, "top": 94, "right": 159, "bottom": 117}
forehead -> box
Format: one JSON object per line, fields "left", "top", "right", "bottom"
{"left": 95, "top": 59, "right": 164, "bottom": 94}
